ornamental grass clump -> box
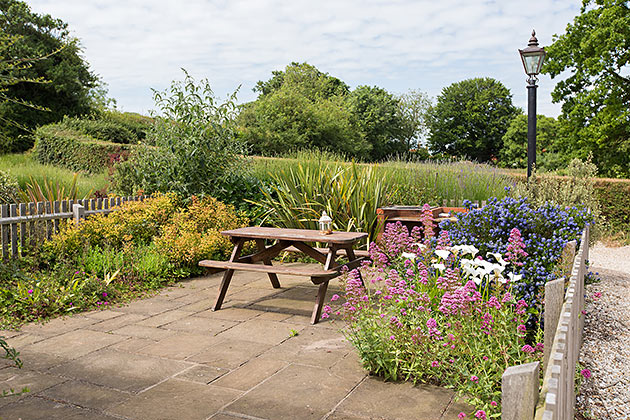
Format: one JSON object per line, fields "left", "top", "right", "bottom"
{"left": 336, "top": 214, "right": 542, "bottom": 416}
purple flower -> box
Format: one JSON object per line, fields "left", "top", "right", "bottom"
{"left": 102, "top": 292, "right": 108, "bottom": 297}
{"left": 470, "top": 375, "right": 479, "bottom": 383}
{"left": 28, "top": 289, "right": 33, "bottom": 294}
{"left": 458, "top": 413, "right": 467, "bottom": 419}
{"left": 431, "top": 361, "right": 439, "bottom": 367}
{"left": 331, "top": 294, "right": 340, "bottom": 302}
{"left": 581, "top": 368, "right": 592, "bottom": 379}
{"left": 475, "top": 410, "right": 486, "bottom": 419}
{"left": 521, "top": 344, "right": 535, "bottom": 353}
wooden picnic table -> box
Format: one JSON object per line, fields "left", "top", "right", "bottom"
{"left": 199, "top": 227, "right": 368, "bottom": 324}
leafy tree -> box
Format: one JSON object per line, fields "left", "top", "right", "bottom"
{"left": 112, "top": 70, "right": 252, "bottom": 206}
{"left": 254, "top": 62, "right": 349, "bottom": 98}
{"left": 0, "top": 0, "right": 101, "bottom": 152}
{"left": 427, "top": 78, "right": 519, "bottom": 162}
{"left": 349, "top": 85, "right": 408, "bottom": 161}
{"left": 499, "top": 114, "right": 567, "bottom": 170}
{"left": 239, "top": 62, "right": 369, "bottom": 157}
{"left": 542, "top": 0, "right": 630, "bottom": 177}
{"left": 397, "top": 89, "right": 432, "bottom": 151}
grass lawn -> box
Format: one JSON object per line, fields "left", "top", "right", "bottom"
{"left": 0, "top": 153, "right": 109, "bottom": 198}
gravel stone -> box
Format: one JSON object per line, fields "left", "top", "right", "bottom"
{"left": 575, "top": 243, "right": 630, "bottom": 420}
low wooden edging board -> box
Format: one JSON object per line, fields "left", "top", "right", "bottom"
{"left": 502, "top": 225, "right": 589, "bottom": 420}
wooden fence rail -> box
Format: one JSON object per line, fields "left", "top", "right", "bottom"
{"left": 501, "top": 226, "right": 589, "bottom": 420}
{"left": 0, "top": 196, "right": 144, "bottom": 259}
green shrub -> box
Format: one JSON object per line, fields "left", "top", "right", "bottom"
{"left": 33, "top": 124, "right": 134, "bottom": 173}
{"left": 100, "top": 110, "right": 153, "bottom": 141}
{"left": 60, "top": 116, "right": 137, "bottom": 144}
{"left": 595, "top": 180, "right": 630, "bottom": 242}
{"left": 111, "top": 70, "right": 249, "bottom": 200}
{"left": 0, "top": 170, "right": 19, "bottom": 204}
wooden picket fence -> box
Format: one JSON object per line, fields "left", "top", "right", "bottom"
{"left": 501, "top": 226, "right": 589, "bottom": 420}
{"left": 0, "top": 196, "right": 144, "bottom": 259}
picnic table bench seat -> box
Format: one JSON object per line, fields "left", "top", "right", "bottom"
{"left": 198, "top": 260, "right": 338, "bottom": 283}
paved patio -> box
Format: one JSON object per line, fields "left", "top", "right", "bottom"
{"left": 1, "top": 265, "right": 469, "bottom": 420}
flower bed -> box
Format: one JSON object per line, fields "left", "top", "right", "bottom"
{"left": 334, "top": 201, "right": 592, "bottom": 418}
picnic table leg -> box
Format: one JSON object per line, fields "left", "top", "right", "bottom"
{"left": 256, "top": 239, "right": 281, "bottom": 288}
{"left": 213, "top": 238, "right": 245, "bottom": 311}
{"left": 311, "top": 278, "right": 330, "bottom": 324}
{"left": 342, "top": 245, "right": 365, "bottom": 287}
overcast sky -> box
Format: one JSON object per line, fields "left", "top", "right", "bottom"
{"left": 28, "top": 0, "right": 580, "bottom": 117}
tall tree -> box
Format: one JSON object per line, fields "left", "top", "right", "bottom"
{"left": 542, "top": 0, "right": 630, "bottom": 177}
{"left": 426, "top": 78, "right": 519, "bottom": 162}
{"left": 349, "top": 85, "right": 408, "bottom": 161}
{"left": 397, "top": 88, "right": 432, "bottom": 151}
{"left": 0, "top": 0, "right": 101, "bottom": 152}
{"left": 239, "top": 62, "right": 369, "bottom": 158}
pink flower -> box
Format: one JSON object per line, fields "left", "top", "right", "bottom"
{"left": 28, "top": 289, "right": 33, "bottom": 294}
{"left": 474, "top": 410, "right": 487, "bottom": 419}
{"left": 521, "top": 345, "right": 535, "bottom": 354}
{"left": 431, "top": 361, "right": 439, "bottom": 367}
{"left": 458, "top": 413, "right": 467, "bottom": 419}
{"left": 482, "top": 356, "right": 489, "bottom": 361}
{"left": 490, "top": 401, "right": 497, "bottom": 407}
{"left": 581, "top": 368, "right": 592, "bottom": 379}
{"left": 102, "top": 292, "right": 108, "bottom": 297}
{"left": 331, "top": 294, "right": 340, "bottom": 301}
{"left": 389, "top": 335, "right": 395, "bottom": 341}
{"left": 517, "top": 324, "right": 527, "bottom": 335}
{"left": 592, "top": 292, "right": 601, "bottom": 299}
{"left": 470, "top": 375, "right": 479, "bottom": 383}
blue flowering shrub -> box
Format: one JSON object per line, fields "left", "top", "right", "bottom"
{"left": 440, "top": 196, "right": 594, "bottom": 305}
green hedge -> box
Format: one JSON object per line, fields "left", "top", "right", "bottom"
{"left": 595, "top": 180, "right": 630, "bottom": 237}
{"left": 33, "top": 124, "right": 134, "bottom": 173}
{"left": 60, "top": 116, "right": 137, "bottom": 144}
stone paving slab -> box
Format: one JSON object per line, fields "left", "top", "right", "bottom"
{"left": 0, "top": 268, "right": 468, "bottom": 420}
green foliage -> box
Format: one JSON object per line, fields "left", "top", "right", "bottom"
{"left": 510, "top": 157, "right": 603, "bottom": 242}
{"left": 254, "top": 62, "right": 350, "bottom": 98}
{"left": 0, "top": 153, "right": 107, "bottom": 198}
{"left": 0, "top": 334, "right": 28, "bottom": 397}
{"left": 0, "top": 170, "right": 19, "bottom": 204}
{"left": 0, "top": 0, "right": 102, "bottom": 152}
{"left": 17, "top": 173, "right": 90, "bottom": 203}
{"left": 499, "top": 114, "right": 567, "bottom": 170}
{"left": 60, "top": 116, "right": 137, "bottom": 144}
{"left": 253, "top": 156, "right": 385, "bottom": 243}
{"left": 99, "top": 110, "right": 153, "bottom": 141}
{"left": 33, "top": 123, "right": 133, "bottom": 173}
{"left": 427, "top": 77, "right": 520, "bottom": 162}
{"left": 595, "top": 180, "right": 630, "bottom": 241}
{"left": 112, "top": 70, "right": 249, "bottom": 204}
{"left": 542, "top": 0, "right": 630, "bottom": 178}
{"left": 239, "top": 63, "right": 368, "bottom": 158}
{"left": 349, "top": 85, "right": 408, "bottom": 161}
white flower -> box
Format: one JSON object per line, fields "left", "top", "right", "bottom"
{"left": 432, "top": 263, "right": 446, "bottom": 272}
{"left": 450, "top": 244, "right": 479, "bottom": 257}
{"left": 413, "top": 243, "right": 427, "bottom": 251}
{"left": 434, "top": 249, "right": 451, "bottom": 260}
{"left": 486, "top": 252, "right": 508, "bottom": 267}
{"left": 507, "top": 272, "right": 523, "bottom": 282}
{"left": 401, "top": 252, "right": 417, "bottom": 260}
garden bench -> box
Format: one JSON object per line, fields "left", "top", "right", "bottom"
{"left": 199, "top": 227, "right": 368, "bottom": 324}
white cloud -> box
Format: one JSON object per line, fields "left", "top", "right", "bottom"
{"left": 28, "top": 0, "right": 579, "bottom": 116}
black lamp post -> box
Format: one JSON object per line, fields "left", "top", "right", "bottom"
{"left": 519, "top": 30, "right": 546, "bottom": 178}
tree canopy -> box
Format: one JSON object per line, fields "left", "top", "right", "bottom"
{"left": 0, "top": 0, "right": 101, "bottom": 152}
{"left": 426, "top": 77, "right": 519, "bottom": 162}
{"left": 543, "top": 0, "right": 630, "bottom": 177}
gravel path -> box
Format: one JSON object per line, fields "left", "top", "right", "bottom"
{"left": 575, "top": 243, "right": 630, "bottom": 420}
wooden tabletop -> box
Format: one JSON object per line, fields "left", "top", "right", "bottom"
{"left": 221, "top": 227, "right": 368, "bottom": 245}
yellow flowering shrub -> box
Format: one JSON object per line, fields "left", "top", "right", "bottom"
{"left": 155, "top": 196, "right": 248, "bottom": 266}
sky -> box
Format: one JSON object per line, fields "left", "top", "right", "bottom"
{"left": 27, "top": 0, "right": 581, "bottom": 117}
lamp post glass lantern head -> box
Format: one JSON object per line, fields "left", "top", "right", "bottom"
{"left": 519, "top": 30, "right": 546, "bottom": 80}
{"left": 319, "top": 211, "right": 333, "bottom": 234}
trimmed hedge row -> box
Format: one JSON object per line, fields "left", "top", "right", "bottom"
{"left": 595, "top": 180, "right": 630, "bottom": 237}
{"left": 60, "top": 116, "right": 138, "bottom": 144}
{"left": 33, "top": 124, "right": 134, "bottom": 173}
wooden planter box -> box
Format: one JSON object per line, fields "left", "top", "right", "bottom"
{"left": 376, "top": 206, "right": 468, "bottom": 241}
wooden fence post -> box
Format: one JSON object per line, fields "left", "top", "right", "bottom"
{"left": 502, "top": 362, "right": 540, "bottom": 420}
{"left": 73, "top": 204, "right": 85, "bottom": 225}
{"left": 544, "top": 278, "right": 565, "bottom": 371}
